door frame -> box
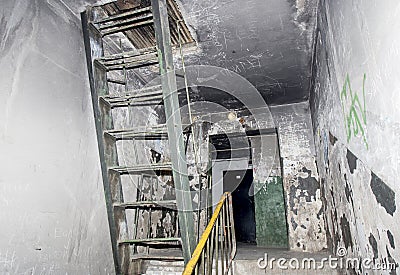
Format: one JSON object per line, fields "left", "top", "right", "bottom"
{"left": 211, "top": 157, "right": 250, "bottom": 208}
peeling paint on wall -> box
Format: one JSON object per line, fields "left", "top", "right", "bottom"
{"left": 271, "top": 103, "right": 327, "bottom": 252}
{"left": 370, "top": 172, "right": 396, "bottom": 217}
{"left": 282, "top": 157, "right": 326, "bottom": 252}
{"left": 310, "top": 0, "right": 400, "bottom": 271}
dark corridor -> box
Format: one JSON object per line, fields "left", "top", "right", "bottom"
{"left": 223, "top": 169, "right": 256, "bottom": 243}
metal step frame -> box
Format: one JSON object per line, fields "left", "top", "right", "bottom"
{"left": 81, "top": 1, "right": 197, "bottom": 273}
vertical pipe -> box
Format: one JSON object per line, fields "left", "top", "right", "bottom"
{"left": 227, "top": 201, "right": 232, "bottom": 268}
{"left": 201, "top": 246, "right": 205, "bottom": 274}
{"left": 206, "top": 236, "right": 211, "bottom": 275}
{"left": 209, "top": 226, "right": 215, "bottom": 275}
{"left": 224, "top": 202, "right": 229, "bottom": 272}
{"left": 228, "top": 194, "right": 236, "bottom": 268}
{"left": 220, "top": 215, "right": 225, "bottom": 275}
{"left": 215, "top": 220, "right": 219, "bottom": 275}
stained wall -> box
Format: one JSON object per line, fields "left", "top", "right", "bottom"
{"left": 272, "top": 102, "right": 327, "bottom": 252}
{"left": 0, "top": 0, "right": 114, "bottom": 273}
{"left": 311, "top": 0, "right": 400, "bottom": 273}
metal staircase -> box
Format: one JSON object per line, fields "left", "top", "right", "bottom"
{"left": 81, "top": 1, "right": 198, "bottom": 273}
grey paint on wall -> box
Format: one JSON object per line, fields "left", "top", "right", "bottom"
{"left": 0, "top": 0, "right": 114, "bottom": 273}
{"left": 311, "top": 0, "right": 400, "bottom": 273}
{"left": 271, "top": 102, "right": 327, "bottom": 252}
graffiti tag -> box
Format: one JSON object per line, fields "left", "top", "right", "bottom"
{"left": 340, "top": 74, "right": 368, "bottom": 149}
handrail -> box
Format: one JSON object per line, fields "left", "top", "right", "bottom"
{"left": 183, "top": 192, "right": 236, "bottom": 275}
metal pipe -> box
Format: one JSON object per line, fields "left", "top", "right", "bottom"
{"left": 220, "top": 216, "right": 225, "bottom": 275}
{"left": 208, "top": 226, "right": 215, "bottom": 275}
{"left": 215, "top": 219, "right": 219, "bottom": 275}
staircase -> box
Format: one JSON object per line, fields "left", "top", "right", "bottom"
{"left": 81, "top": 1, "right": 198, "bottom": 274}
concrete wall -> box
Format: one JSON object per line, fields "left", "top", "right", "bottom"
{"left": 311, "top": 0, "right": 400, "bottom": 273}
{"left": 206, "top": 103, "right": 327, "bottom": 252}
{"left": 0, "top": 0, "right": 114, "bottom": 273}
{"left": 271, "top": 102, "right": 327, "bottom": 252}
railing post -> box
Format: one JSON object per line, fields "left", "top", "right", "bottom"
{"left": 183, "top": 193, "right": 236, "bottom": 275}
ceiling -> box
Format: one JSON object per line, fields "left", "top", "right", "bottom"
{"left": 178, "top": 0, "right": 318, "bottom": 106}
{"left": 68, "top": 0, "right": 318, "bottom": 106}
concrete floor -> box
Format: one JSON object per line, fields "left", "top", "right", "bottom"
{"left": 134, "top": 243, "right": 342, "bottom": 274}
{"left": 235, "top": 243, "right": 331, "bottom": 260}
{"left": 233, "top": 243, "right": 341, "bottom": 275}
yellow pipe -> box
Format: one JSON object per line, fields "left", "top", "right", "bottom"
{"left": 182, "top": 192, "right": 229, "bottom": 275}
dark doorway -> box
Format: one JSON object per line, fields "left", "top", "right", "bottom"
{"left": 223, "top": 169, "right": 256, "bottom": 244}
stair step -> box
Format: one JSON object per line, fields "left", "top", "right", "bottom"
{"left": 109, "top": 163, "right": 172, "bottom": 175}
{"left": 105, "top": 125, "right": 168, "bottom": 140}
{"left": 99, "top": 46, "right": 156, "bottom": 62}
{"left": 102, "top": 96, "right": 163, "bottom": 108}
{"left": 131, "top": 255, "right": 184, "bottom": 261}
{"left": 114, "top": 200, "right": 177, "bottom": 209}
{"left": 107, "top": 78, "right": 126, "bottom": 85}
{"left": 101, "top": 18, "right": 154, "bottom": 36}
{"left": 119, "top": 237, "right": 181, "bottom": 245}
{"left": 104, "top": 123, "right": 192, "bottom": 140}
{"left": 98, "top": 13, "right": 153, "bottom": 32}
{"left": 93, "top": 6, "right": 152, "bottom": 24}
{"left": 100, "top": 85, "right": 163, "bottom": 108}
{"left": 97, "top": 51, "right": 158, "bottom": 71}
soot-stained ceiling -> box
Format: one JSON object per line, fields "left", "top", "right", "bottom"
{"left": 70, "top": 0, "right": 318, "bottom": 106}
{"left": 178, "top": 0, "right": 318, "bottom": 105}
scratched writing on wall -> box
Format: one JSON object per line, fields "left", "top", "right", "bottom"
{"left": 340, "top": 74, "right": 368, "bottom": 149}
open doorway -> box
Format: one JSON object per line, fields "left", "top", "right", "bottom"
{"left": 223, "top": 169, "right": 256, "bottom": 244}
{"left": 211, "top": 132, "right": 288, "bottom": 248}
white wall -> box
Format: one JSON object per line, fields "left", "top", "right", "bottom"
{"left": 0, "top": 0, "right": 114, "bottom": 273}
{"left": 311, "top": 0, "right": 400, "bottom": 273}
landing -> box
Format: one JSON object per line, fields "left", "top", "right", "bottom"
{"left": 233, "top": 243, "right": 340, "bottom": 274}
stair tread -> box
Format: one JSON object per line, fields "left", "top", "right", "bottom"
{"left": 98, "top": 46, "right": 156, "bottom": 62}
{"left": 93, "top": 6, "right": 152, "bottom": 24}
{"left": 100, "top": 85, "right": 164, "bottom": 108}
{"left": 109, "top": 163, "right": 172, "bottom": 174}
{"left": 98, "top": 13, "right": 153, "bottom": 31}
{"left": 107, "top": 78, "right": 126, "bottom": 85}
{"left": 119, "top": 237, "right": 181, "bottom": 245}
{"left": 100, "top": 19, "right": 154, "bottom": 36}
{"left": 114, "top": 200, "right": 177, "bottom": 209}
{"left": 102, "top": 84, "right": 162, "bottom": 98}
{"left": 97, "top": 51, "right": 158, "bottom": 71}
{"left": 106, "top": 126, "right": 167, "bottom": 134}
{"left": 131, "top": 254, "right": 184, "bottom": 261}
{"left": 104, "top": 123, "right": 192, "bottom": 140}
{"left": 105, "top": 128, "right": 168, "bottom": 140}
{"left": 103, "top": 97, "right": 164, "bottom": 108}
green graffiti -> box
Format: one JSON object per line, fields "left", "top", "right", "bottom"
{"left": 340, "top": 73, "right": 368, "bottom": 149}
